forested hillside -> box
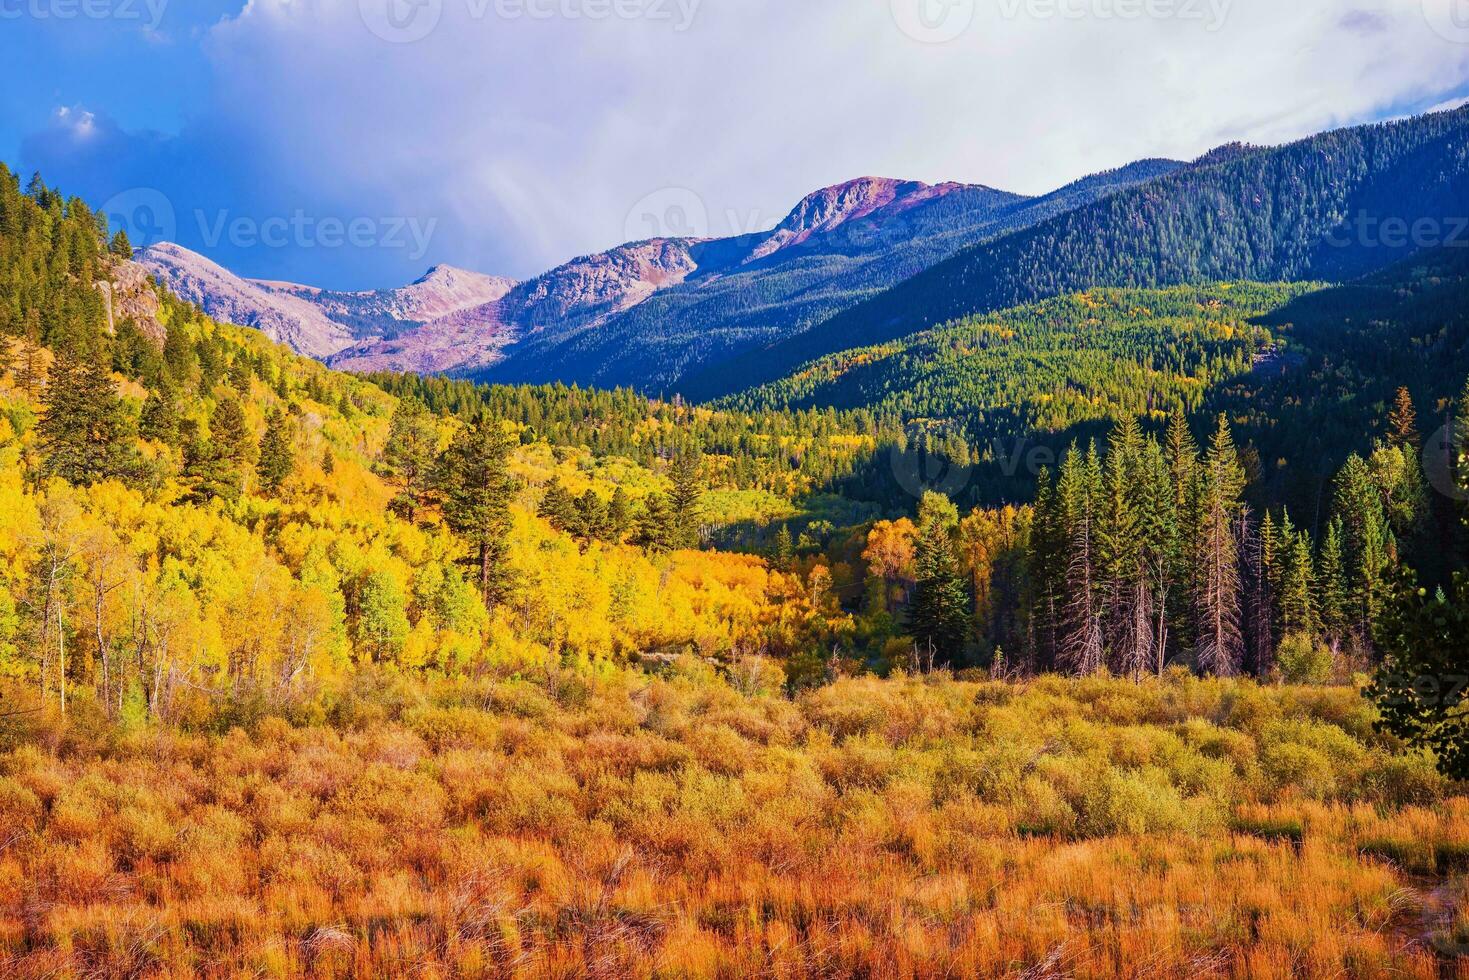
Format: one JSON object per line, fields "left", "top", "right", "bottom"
{"left": 710, "top": 105, "right": 1469, "bottom": 398}
{"left": 2, "top": 152, "right": 1468, "bottom": 978}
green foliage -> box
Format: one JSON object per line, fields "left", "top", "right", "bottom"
{"left": 1369, "top": 572, "right": 1469, "bottom": 779}
{"left": 434, "top": 414, "right": 518, "bottom": 606}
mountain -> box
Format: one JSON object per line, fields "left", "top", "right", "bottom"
{"left": 707, "top": 106, "right": 1469, "bottom": 399}
{"left": 136, "top": 242, "right": 515, "bottom": 360}
{"left": 328, "top": 166, "right": 1180, "bottom": 386}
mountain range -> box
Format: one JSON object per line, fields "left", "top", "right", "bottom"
{"left": 137, "top": 105, "right": 1469, "bottom": 404}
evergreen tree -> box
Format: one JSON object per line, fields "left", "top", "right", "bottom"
{"left": 1368, "top": 571, "right": 1469, "bottom": 779}
{"left": 668, "top": 445, "right": 704, "bottom": 549}
{"left": 635, "top": 493, "right": 677, "bottom": 552}
{"left": 1334, "top": 454, "right": 1391, "bottom": 648}
{"left": 38, "top": 344, "right": 135, "bottom": 486}
{"left": 1387, "top": 386, "right": 1419, "bottom": 450}
{"left": 538, "top": 478, "right": 581, "bottom": 535}
{"left": 771, "top": 523, "right": 795, "bottom": 572}
{"left": 1317, "top": 516, "right": 1349, "bottom": 649}
{"left": 256, "top": 409, "right": 294, "bottom": 496}
{"left": 607, "top": 486, "right": 632, "bottom": 541}
{"left": 108, "top": 229, "right": 133, "bottom": 259}
{"left": 380, "top": 397, "right": 438, "bottom": 523}
{"left": 1195, "top": 415, "right": 1245, "bottom": 676}
{"left": 139, "top": 376, "right": 180, "bottom": 446}
{"left": 209, "top": 393, "right": 253, "bottom": 496}
{"left": 1058, "top": 445, "right": 1105, "bottom": 675}
{"left": 435, "top": 414, "right": 519, "bottom": 606}
{"left": 1279, "top": 529, "right": 1317, "bottom": 639}
{"left": 576, "top": 490, "right": 609, "bottom": 541}
{"left": 909, "top": 491, "right": 969, "bottom": 666}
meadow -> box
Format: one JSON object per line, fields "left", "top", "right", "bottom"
{"left": 2, "top": 667, "right": 1466, "bottom": 978}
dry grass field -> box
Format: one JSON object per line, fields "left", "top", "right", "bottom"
{"left": 1, "top": 667, "right": 1466, "bottom": 978}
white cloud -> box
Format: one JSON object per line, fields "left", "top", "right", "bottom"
{"left": 35, "top": 0, "right": 1469, "bottom": 286}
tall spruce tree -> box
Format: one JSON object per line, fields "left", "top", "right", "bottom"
{"left": 668, "top": 445, "right": 704, "bottom": 550}
{"left": 909, "top": 491, "right": 970, "bottom": 666}
{"left": 38, "top": 344, "right": 135, "bottom": 486}
{"left": 1058, "top": 444, "right": 1105, "bottom": 675}
{"left": 1195, "top": 415, "right": 1245, "bottom": 676}
{"left": 380, "top": 396, "right": 438, "bottom": 523}
{"left": 435, "top": 414, "right": 519, "bottom": 607}
{"left": 1334, "top": 454, "right": 1391, "bottom": 648}
{"left": 256, "top": 409, "right": 294, "bottom": 496}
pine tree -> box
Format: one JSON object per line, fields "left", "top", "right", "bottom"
{"left": 1317, "top": 516, "right": 1349, "bottom": 650}
{"left": 1058, "top": 444, "right": 1105, "bottom": 675}
{"left": 1279, "top": 530, "right": 1317, "bottom": 640}
{"left": 608, "top": 486, "right": 632, "bottom": 541}
{"left": 1165, "top": 407, "right": 1202, "bottom": 655}
{"left": 668, "top": 445, "right": 704, "bottom": 549}
{"left": 576, "top": 490, "right": 609, "bottom": 541}
{"left": 256, "top": 409, "right": 294, "bottom": 496}
{"left": 435, "top": 414, "right": 519, "bottom": 607}
{"left": 538, "top": 478, "right": 581, "bottom": 535}
{"left": 139, "top": 376, "right": 180, "bottom": 446}
{"left": 771, "top": 523, "right": 795, "bottom": 572}
{"left": 1387, "top": 386, "right": 1419, "bottom": 450}
{"left": 380, "top": 397, "right": 439, "bottom": 523}
{"left": 1334, "top": 454, "right": 1391, "bottom": 647}
{"left": 108, "top": 229, "right": 132, "bottom": 259}
{"left": 635, "top": 493, "right": 677, "bottom": 552}
{"left": 38, "top": 344, "right": 135, "bottom": 486}
{"left": 1195, "top": 415, "right": 1245, "bottom": 676}
{"left": 909, "top": 491, "right": 969, "bottom": 666}
{"left": 209, "top": 393, "right": 253, "bottom": 497}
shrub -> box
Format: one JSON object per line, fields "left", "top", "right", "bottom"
{"left": 1275, "top": 633, "right": 1335, "bottom": 684}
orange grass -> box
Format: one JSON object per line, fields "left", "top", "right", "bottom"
{"left": 1, "top": 668, "right": 1466, "bottom": 978}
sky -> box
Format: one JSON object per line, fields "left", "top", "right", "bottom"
{"left": 4, "top": 0, "right": 1469, "bottom": 290}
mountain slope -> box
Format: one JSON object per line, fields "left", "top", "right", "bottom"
{"left": 466, "top": 164, "right": 1182, "bottom": 390}
{"left": 708, "top": 106, "right": 1469, "bottom": 399}
{"left": 137, "top": 243, "right": 515, "bottom": 359}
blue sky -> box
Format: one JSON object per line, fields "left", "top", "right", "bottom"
{"left": 5, "top": 0, "right": 1469, "bottom": 290}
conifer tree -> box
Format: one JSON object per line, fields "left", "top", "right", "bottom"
{"left": 771, "top": 523, "right": 795, "bottom": 572}
{"left": 435, "top": 414, "right": 519, "bottom": 606}
{"left": 38, "top": 344, "right": 135, "bottom": 486}
{"left": 538, "top": 478, "right": 581, "bottom": 535}
{"left": 608, "top": 486, "right": 632, "bottom": 541}
{"left": 209, "top": 393, "right": 253, "bottom": 496}
{"left": 909, "top": 491, "right": 969, "bottom": 666}
{"left": 381, "top": 397, "right": 439, "bottom": 523}
{"left": 1195, "top": 415, "right": 1245, "bottom": 676}
{"left": 1279, "top": 530, "right": 1317, "bottom": 640}
{"left": 1317, "top": 516, "right": 1349, "bottom": 650}
{"left": 1058, "top": 445, "right": 1105, "bottom": 675}
{"left": 635, "top": 493, "right": 677, "bottom": 553}
{"left": 668, "top": 445, "right": 704, "bottom": 549}
{"left": 576, "top": 490, "right": 609, "bottom": 541}
{"left": 1335, "top": 453, "right": 1391, "bottom": 647}
{"left": 139, "top": 376, "right": 180, "bottom": 446}
{"left": 256, "top": 408, "right": 294, "bottom": 496}
{"left": 1387, "top": 386, "right": 1419, "bottom": 450}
